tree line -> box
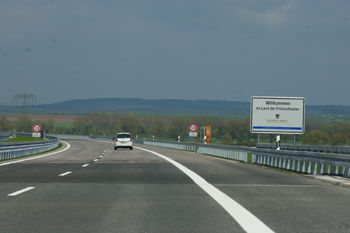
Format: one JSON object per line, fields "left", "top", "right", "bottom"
{"left": 0, "top": 112, "right": 349, "bottom": 146}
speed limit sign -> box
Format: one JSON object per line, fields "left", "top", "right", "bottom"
{"left": 189, "top": 123, "right": 198, "bottom": 132}
{"left": 33, "top": 124, "right": 42, "bottom": 132}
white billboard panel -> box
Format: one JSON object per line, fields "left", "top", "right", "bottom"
{"left": 250, "top": 96, "right": 305, "bottom": 134}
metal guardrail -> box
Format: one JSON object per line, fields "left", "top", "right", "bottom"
{"left": 257, "top": 143, "right": 350, "bottom": 154}
{"left": 47, "top": 133, "right": 90, "bottom": 140}
{"left": 140, "top": 140, "right": 350, "bottom": 178}
{"left": 0, "top": 132, "right": 11, "bottom": 142}
{"left": 0, "top": 133, "right": 60, "bottom": 161}
{"left": 30, "top": 135, "right": 350, "bottom": 178}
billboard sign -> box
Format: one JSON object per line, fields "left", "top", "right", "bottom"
{"left": 250, "top": 96, "right": 305, "bottom": 134}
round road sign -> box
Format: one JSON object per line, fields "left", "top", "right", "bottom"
{"left": 33, "top": 124, "right": 41, "bottom": 132}
{"left": 189, "top": 123, "right": 198, "bottom": 132}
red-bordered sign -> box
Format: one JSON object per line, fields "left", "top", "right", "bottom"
{"left": 189, "top": 123, "right": 198, "bottom": 132}
{"left": 33, "top": 124, "right": 41, "bottom": 132}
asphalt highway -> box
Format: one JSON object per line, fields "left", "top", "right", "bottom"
{"left": 1, "top": 139, "right": 350, "bottom": 233}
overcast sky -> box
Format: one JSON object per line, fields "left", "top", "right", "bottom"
{"left": 1, "top": 0, "right": 350, "bottom": 106}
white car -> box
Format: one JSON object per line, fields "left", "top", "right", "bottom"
{"left": 114, "top": 133, "right": 133, "bottom": 150}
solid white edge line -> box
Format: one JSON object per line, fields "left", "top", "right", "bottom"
{"left": 0, "top": 141, "right": 71, "bottom": 166}
{"left": 88, "top": 139, "right": 274, "bottom": 232}
{"left": 7, "top": 187, "right": 35, "bottom": 196}
{"left": 59, "top": 171, "right": 72, "bottom": 176}
{"left": 135, "top": 146, "right": 274, "bottom": 233}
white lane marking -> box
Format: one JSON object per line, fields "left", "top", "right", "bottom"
{"left": 82, "top": 164, "right": 89, "bottom": 167}
{"left": 135, "top": 146, "right": 274, "bottom": 233}
{"left": 59, "top": 171, "right": 72, "bottom": 176}
{"left": 91, "top": 138, "right": 272, "bottom": 231}
{"left": 99, "top": 155, "right": 103, "bottom": 158}
{"left": 94, "top": 159, "right": 98, "bottom": 162}
{"left": 0, "top": 141, "right": 71, "bottom": 167}
{"left": 7, "top": 187, "right": 35, "bottom": 196}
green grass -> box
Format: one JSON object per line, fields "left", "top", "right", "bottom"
{"left": 2, "top": 135, "right": 46, "bottom": 143}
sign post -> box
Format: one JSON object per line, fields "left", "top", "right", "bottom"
{"left": 32, "top": 124, "right": 42, "bottom": 140}
{"left": 250, "top": 96, "right": 305, "bottom": 149}
{"left": 189, "top": 124, "right": 198, "bottom": 142}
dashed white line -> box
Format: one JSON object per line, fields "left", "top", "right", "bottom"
{"left": 7, "top": 187, "right": 35, "bottom": 196}
{"left": 91, "top": 139, "right": 274, "bottom": 232}
{"left": 94, "top": 159, "right": 98, "bottom": 162}
{"left": 82, "top": 164, "right": 89, "bottom": 167}
{"left": 59, "top": 171, "right": 72, "bottom": 176}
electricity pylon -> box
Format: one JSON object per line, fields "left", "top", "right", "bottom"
{"left": 13, "top": 94, "right": 37, "bottom": 131}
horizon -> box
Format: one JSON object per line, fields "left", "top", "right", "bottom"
{"left": 2, "top": 97, "right": 350, "bottom": 108}
{"left": 1, "top": 1, "right": 350, "bottom": 106}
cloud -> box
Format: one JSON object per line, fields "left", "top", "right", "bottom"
{"left": 237, "top": 1, "right": 297, "bottom": 28}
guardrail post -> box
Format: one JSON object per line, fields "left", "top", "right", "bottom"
{"left": 296, "top": 161, "right": 301, "bottom": 172}
{"left": 286, "top": 159, "right": 291, "bottom": 170}
{"left": 313, "top": 162, "right": 318, "bottom": 174}
{"left": 278, "top": 158, "right": 282, "bottom": 168}
{"left": 334, "top": 166, "right": 339, "bottom": 175}
{"left": 306, "top": 162, "right": 311, "bottom": 174}
{"left": 280, "top": 158, "right": 286, "bottom": 169}
{"left": 344, "top": 167, "right": 350, "bottom": 178}
{"left": 302, "top": 161, "right": 307, "bottom": 173}
{"left": 318, "top": 163, "right": 324, "bottom": 174}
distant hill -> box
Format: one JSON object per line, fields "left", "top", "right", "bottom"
{"left": 1, "top": 98, "right": 350, "bottom": 116}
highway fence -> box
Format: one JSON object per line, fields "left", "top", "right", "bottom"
{"left": 135, "top": 139, "right": 350, "bottom": 178}
{"left": 257, "top": 143, "right": 350, "bottom": 154}
{"left": 48, "top": 133, "right": 90, "bottom": 140}
{"left": 0, "top": 132, "right": 60, "bottom": 161}
{"left": 5, "top": 132, "right": 350, "bottom": 178}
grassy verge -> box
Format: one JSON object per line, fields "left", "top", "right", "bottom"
{"left": 2, "top": 135, "right": 45, "bottom": 143}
